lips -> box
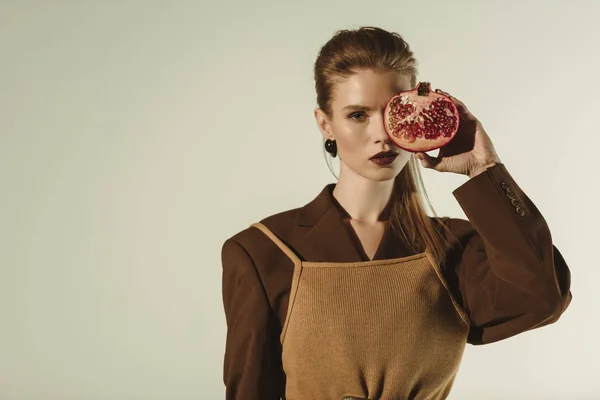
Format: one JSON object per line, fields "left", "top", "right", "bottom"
{"left": 370, "top": 150, "right": 398, "bottom": 160}
{"left": 370, "top": 150, "right": 398, "bottom": 166}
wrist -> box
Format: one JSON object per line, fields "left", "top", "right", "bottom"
{"left": 468, "top": 160, "right": 500, "bottom": 178}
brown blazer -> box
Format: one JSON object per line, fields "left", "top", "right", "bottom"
{"left": 221, "top": 163, "right": 573, "bottom": 400}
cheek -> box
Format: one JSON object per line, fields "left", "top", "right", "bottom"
{"left": 337, "top": 137, "right": 366, "bottom": 162}
{"left": 335, "top": 129, "right": 368, "bottom": 156}
{"left": 338, "top": 136, "right": 360, "bottom": 150}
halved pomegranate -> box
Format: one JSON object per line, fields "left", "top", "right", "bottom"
{"left": 383, "top": 82, "right": 460, "bottom": 153}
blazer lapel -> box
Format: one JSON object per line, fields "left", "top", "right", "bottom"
{"left": 289, "top": 183, "right": 412, "bottom": 262}
{"left": 292, "top": 184, "right": 364, "bottom": 263}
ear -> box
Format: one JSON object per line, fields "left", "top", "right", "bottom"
{"left": 314, "top": 108, "right": 334, "bottom": 141}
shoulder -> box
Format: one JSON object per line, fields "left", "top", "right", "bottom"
{"left": 429, "top": 215, "right": 476, "bottom": 249}
{"left": 221, "top": 206, "right": 302, "bottom": 261}
{"left": 220, "top": 205, "right": 303, "bottom": 292}
{"left": 226, "top": 206, "right": 300, "bottom": 245}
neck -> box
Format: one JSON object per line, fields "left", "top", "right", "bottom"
{"left": 332, "top": 170, "right": 396, "bottom": 224}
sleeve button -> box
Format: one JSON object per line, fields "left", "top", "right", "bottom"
{"left": 510, "top": 199, "right": 520, "bottom": 207}
{"left": 515, "top": 206, "right": 525, "bottom": 216}
{"left": 500, "top": 182, "right": 510, "bottom": 190}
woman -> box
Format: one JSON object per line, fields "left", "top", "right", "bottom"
{"left": 220, "top": 26, "right": 572, "bottom": 400}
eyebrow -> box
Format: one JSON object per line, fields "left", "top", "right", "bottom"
{"left": 342, "top": 104, "right": 377, "bottom": 112}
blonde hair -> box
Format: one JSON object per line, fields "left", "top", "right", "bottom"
{"left": 314, "top": 26, "right": 458, "bottom": 268}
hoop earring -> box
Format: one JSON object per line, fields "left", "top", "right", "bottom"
{"left": 324, "top": 139, "right": 337, "bottom": 157}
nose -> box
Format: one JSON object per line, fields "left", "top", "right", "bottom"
{"left": 372, "top": 121, "right": 392, "bottom": 144}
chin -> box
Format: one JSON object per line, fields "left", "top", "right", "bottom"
{"left": 366, "top": 168, "right": 399, "bottom": 182}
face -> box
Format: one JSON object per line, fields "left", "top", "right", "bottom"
{"left": 315, "top": 69, "right": 413, "bottom": 182}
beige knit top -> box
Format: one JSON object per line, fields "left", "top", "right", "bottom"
{"left": 252, "top": 222, "right": 471, "bottom": 400}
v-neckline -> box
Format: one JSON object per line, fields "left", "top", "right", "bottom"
{"left": 342, "top": 218, "right": 390, "bottom": 261}
{"left": 326, "top": 184, "right": 397, "bottom": 262}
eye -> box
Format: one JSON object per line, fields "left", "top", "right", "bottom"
{"left": 349, "top": 112, "right": 367, "bottom": 122}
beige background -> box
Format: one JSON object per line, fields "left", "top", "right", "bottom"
{"left": 1, "top": 0, "right": 598, "bottom": 399}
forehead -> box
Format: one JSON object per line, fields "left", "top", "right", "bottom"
{"left": 333, "top": 69, "right": 412, "bottom": 110}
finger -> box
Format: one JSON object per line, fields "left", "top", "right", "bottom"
{"left": 415, "top": 152, "right": 443, "bottom": 171}
{"left": 435, "top": 89, "right": 476, "bottom": 121}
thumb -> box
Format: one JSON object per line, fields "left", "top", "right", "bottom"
{"left": 415, "top": 152, "right": 443, "bottom": 170}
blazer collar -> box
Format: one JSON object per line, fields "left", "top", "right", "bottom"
{"left": 295, "top": 184, "right": 338, "bottom": 228}
{"left": 295, "top": 183, "right": 394, "bottom": 227}
{"left": 292, "top": 184, "right": 405, "bottom": 262}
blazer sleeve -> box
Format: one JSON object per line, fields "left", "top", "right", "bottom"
{"left": 221, "top": 237, "right": 285, "bottom": 399}
{"left": 446, "top": 163, "right": 573, "bottom": 345}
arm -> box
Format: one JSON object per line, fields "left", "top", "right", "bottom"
{"left": 221, "top": 238, "right": 285, "bottom": 399}
{"left": 447, "top": 163, "right": 572, "bottom": 345}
